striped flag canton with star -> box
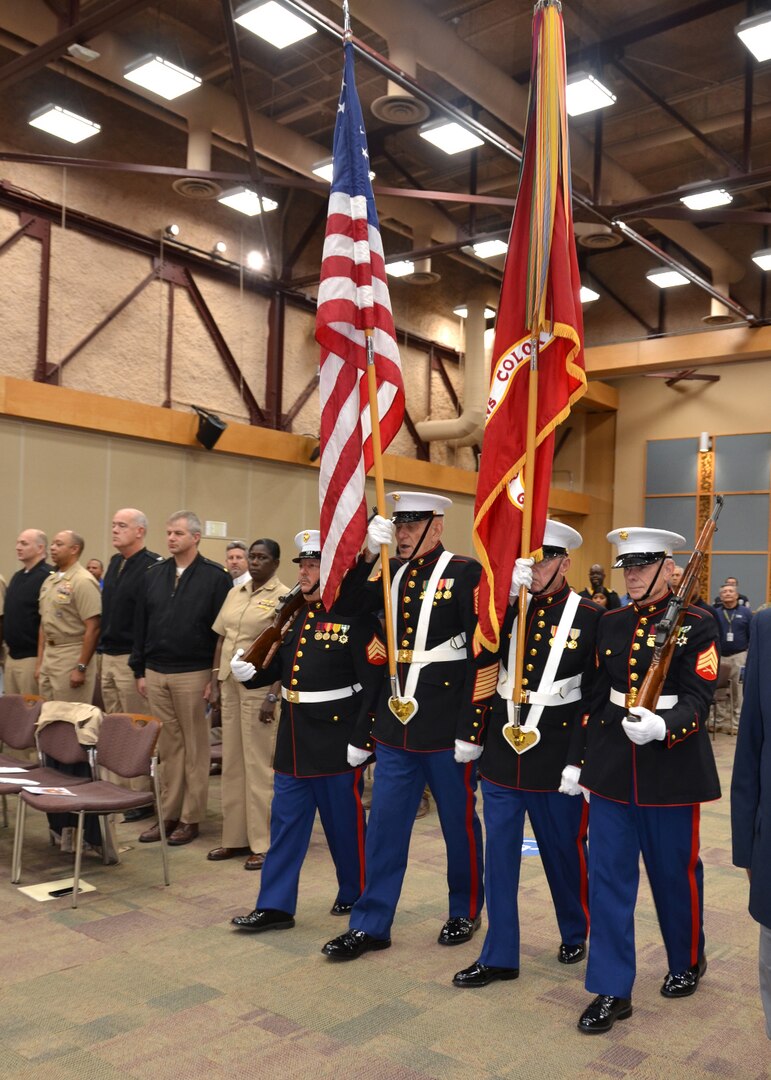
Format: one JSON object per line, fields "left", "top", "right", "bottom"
{"left": 316, "top": 41, "right": 404, "bottom": 611}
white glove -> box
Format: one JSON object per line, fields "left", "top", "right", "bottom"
{"left": 559, "top": 765, "right": 582, "bottom": 796}
{"left": 510, "top": 557, "right": 534, "bottom": 594}
{"left": 347, "top": 744, "right": 371, "bottom": 768}
{"left": 366, "top": 515, "right": 394, "bottom": 556}
{"left": 230, "top": 648, "right": 256, "bottom": 683}
{"left": 454, "top": 739, "right": 482, "bottom": 763}
{"left": 622, "top": 705, "right": 666, "bottom": 745}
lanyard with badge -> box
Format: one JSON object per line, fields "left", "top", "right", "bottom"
{"left": 723, "top": 608, "right": 735, "bottom": 643}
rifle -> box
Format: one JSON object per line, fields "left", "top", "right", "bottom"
{"left": 241, "top": 583, "right": 307, "bottom": 669}
{"left": 629, "top": 495, "right": 724, "bottom": 712}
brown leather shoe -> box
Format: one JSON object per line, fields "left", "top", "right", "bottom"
{"left": 207, "top": 846, "right": 249, "bottom": 861}
{"left": 244, "top": 852, "right": 266, "bottom": 870}
{"left": 139, "top": 820, "right": 178, "bottom": 844}
{"left": 168, "top": 822, "right": 199, "bottom": 846}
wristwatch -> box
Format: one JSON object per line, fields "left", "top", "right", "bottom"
{"left": 265, "top": 693, "right": 278, "bottom": 704}
{"left": 76, "top": 663, "right": 87, "bottom": 673}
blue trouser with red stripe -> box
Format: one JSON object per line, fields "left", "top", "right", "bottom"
{"left": 585, "top": 794, "right": 704, "bottom": 999}
{"left": 349, "top": 742, "right": 484, "bottom": 939}
{"left": 256, "top": 769, "right": 366, "bottom": 915}
{"left": 478, "top": 779, "right": 589, "bottom": 969}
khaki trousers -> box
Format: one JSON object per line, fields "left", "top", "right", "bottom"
{"left": 220, "top": 677, "right": 279, "bottom": 852}
{"left": 100, "top": 654, "right": 152, "bottom": 792}
{"left": 39, "top": 642, "right": 96, "bottom": 704}
{"left": 4, "top": 656, "right": 39, "bottom": 696}
{"left": 145, "top": 668, "right": 210, "bottom": 825}
{"left": 716, "top": 650, "right": 747, "bottom": 733}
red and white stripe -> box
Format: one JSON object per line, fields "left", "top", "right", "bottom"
{"left": 316, "top": 192, "right": 403, "bottom": 610}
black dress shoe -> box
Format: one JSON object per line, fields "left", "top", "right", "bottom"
{"left": 577, "top": 995, "right": 633, "bottom": 1034}
{"left": 122, "top": 806, "right": 155, "bottom": 823}
{"left": 558, "top": 941, "right": 586, "bottom": 965}
{"left": 322, "top": 929, "right": 391, "bottom": 960}
{"left": 330, "top": 900, "right": 355, "bottom": 916}
{"left": 438, "top": 915, "right": 482, "bottom": 946}
{"left": 231, "top": 909, "right": 295, "bottom": 931}
{"left": 452, "top": 961, "right": 519, "bottom": 988}
{"left": 661, "top": 955, "right": 707, "bottom": 998}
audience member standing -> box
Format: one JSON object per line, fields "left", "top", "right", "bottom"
{"left": 208, "top": 539, "right": 287, "bottom": 870}
{"left": 131, "top": 511, "right": 230, "bottom": 846}
{"left": 715, "top": 584, "right": 752, "bottom": 735}
{"left": 225, "top": 541, "right": 251, "bottom": 588}
{"left": 579, "top": 564, "right": 620, "bottom": 610}
{"left": 3, "top": 530, "right": 52, "bottom": 694}
{"left": 36, "top": 531, "right": 101, "bottom": 703}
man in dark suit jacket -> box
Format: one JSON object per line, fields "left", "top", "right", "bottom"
{"left": 731, "top": 607, "right": 771, "bottom": 1039}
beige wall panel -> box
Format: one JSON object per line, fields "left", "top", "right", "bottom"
{"left": 283, "top": 305, "right": 319, "bottom": 433}
{"left": 103, "top": 436, "right": 187, "bottom": 556}
{"left": 609, "top": 357, "right": 771, "bottom": 594}
{"left": 0, "top": 418, "right": 23, "bottom": 538}
{"left": 0, "top": 228, "right": 42, "bottom": 380}
{"left": 182, "top": 449, "right": 254, "bottom": 541}
{"left": 247, "top": 459, "right": 320, "bottom": 556}
{"left": 16, "top": 423, "right": 108, "bottom": 570}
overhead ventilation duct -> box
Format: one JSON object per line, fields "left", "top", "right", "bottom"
{"left": 404, "top": 227, "right": 440, "bottom": 284}
{"left": 371, "top": 37, "right": 430, "bottom": 125}
{"left": 702, "top": 281, "right": 738, "bottom": 326}
{"left": 415, "top": 291, "right": 491, "bottom": 445}
{"left": 172, "top": 127, "right": 221, "bottom": 200}
{"left": 574, "top": 221, "right": 622, "bottom": 250}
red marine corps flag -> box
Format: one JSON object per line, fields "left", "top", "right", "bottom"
{"left": 315, "top": 31, "right": 404, "bottom": 612}
{"left": 473, "top": 0, "right": 587, "bottom": 654}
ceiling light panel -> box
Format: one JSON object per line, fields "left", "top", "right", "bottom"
{"left": 29, "top": 104, "right": 101, "bottom": 144}
{"left": 217, "top": 188, "right": 278, "bottom": 216}
{"left": 736, "top": 13, "right": 771, "bottom": 62}
{"left": 235, "top": 1, "right": 317, "bottom": 49}
{"left": 680, "top": 188, "right": 733, "bottom": 210}
{"left": 419, "top": 121, "right": 484, "bottom": 155}
{"left": 124, "top": 56, "right": 202, "bottom": 100}
{"left": 565, "top": 73, "right": 617, "bottom": 117}
{"left": 646, "top": 268, "right": 690, "bottom": 289}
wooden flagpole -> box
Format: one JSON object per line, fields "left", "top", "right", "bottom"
{"left": 510, "top": 335, "right": 539, "bottom": 730}
{"left": 365, "top": 329, "right": 400, "bottom": 701}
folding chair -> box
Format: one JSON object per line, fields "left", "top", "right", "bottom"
{"left": 0, "top": 695, "right": 44, "bottom": 827}
{"left": 13, "top": 713, "right": 169, "bottom": 906}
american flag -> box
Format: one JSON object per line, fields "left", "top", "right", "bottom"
{"left": 315, "top": 40, "right": 404, "bottom": 611}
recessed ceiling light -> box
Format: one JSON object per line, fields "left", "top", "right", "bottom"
{"left": 28, "top": 104, "right": 101, "bottom": 144}
{"left": 124, "top": 55, "right": 202, "bottom": 100}
{"left": 580, "top": 286, "right": 600, "bottom": 303}
{"left": 680, "top": 188, "right": 733, "bottom": 210}
{"left": 385, "top": 260, "right": 415, "bottom": 277}
{"left": 419, "top": 120, "right": 484, "bottom": 155}
{"left": 453, "top": 305, "right": 496, "bottom": 319}
{"left": 566, "top": 72, "right": 617, "bottom": 117}
{"left": 217, "top": 187, "right": 278, "bottom": 216}
{"left": 235, "top": 1, "right": 316, "bottom": 49}
{"left": 751, "top": 248, "right": 771, "bottom": 271}
{"left": 646, "top": 268, "right": 690, "bottom": 289}
{"left": 736, "top": 12, "right": 771, "bottom": 62}
{"left": 472, "top": 239, "right": 508, "bottom": 259}
{"left": 311, "top": 158, "right": 375, "bottom": 183}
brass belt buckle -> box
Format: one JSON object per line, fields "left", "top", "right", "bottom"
{"left": 397, "top": 649, "right": 413, "bottom": 663}
{"left": 286, "top": 690, "right": 299, "bottom": 704}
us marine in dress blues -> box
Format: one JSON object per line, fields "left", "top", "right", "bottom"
{"left": 454, "top": 520, "right": 598, "bottom": 989}
{"left": 576, "top": 527, "right": 721, "bottom": 1034}
{"left": 322, "top": 491, "right": 493, "bottom": 961}
{"left": 229, "top": 530, "right": 385, "bottom": 934}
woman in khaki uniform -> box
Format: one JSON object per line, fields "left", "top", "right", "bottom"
{"left": 207, "top": 540, "right": 287, "bottom": 870}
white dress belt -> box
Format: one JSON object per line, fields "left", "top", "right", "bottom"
{"left": 282, "top": 683, "right": 362, "bottom": 704}
{"left": 523, "top": 673, "right": 583, "bottom": 707}
{"left": 397, "top": 635, "right": 466, "bottom": 664}
{"left": 609, "top": 687, "right": 678, "bottom": 710}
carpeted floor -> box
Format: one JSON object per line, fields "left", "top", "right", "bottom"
{"left": 0, "top": 735, "right": 768, "bottom": 1079}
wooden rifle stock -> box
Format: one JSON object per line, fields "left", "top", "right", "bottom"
{"left": 631, "top": 495, "right": 724, "bottom": 712}
{"left": 241, "top": 583, "right": 307, "bottom": 669}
